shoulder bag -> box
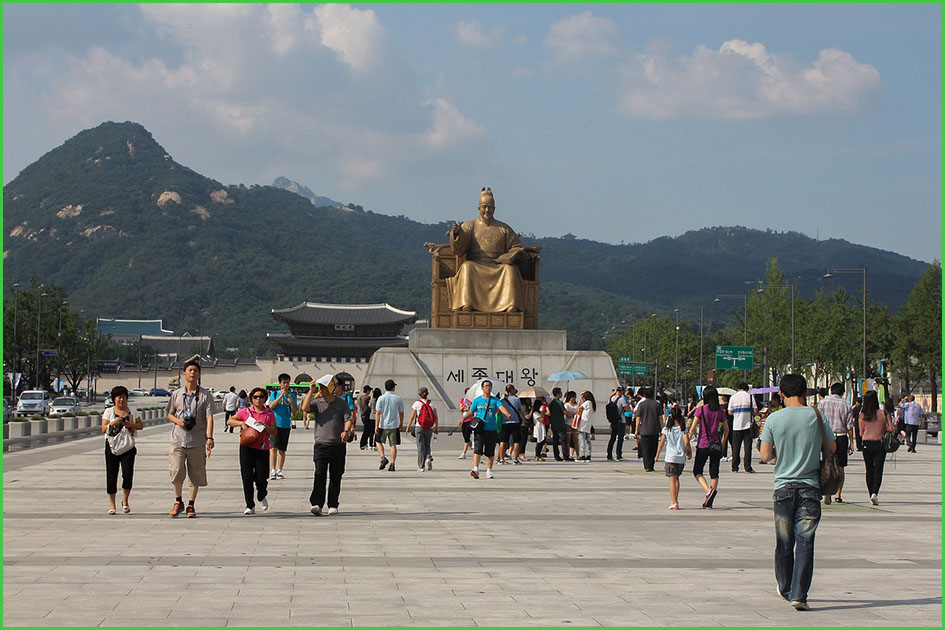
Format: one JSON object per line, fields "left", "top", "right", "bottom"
{"left": 107, "top": 412, "right": 135, "bottom": 456}
{"left": 880, "top": 410, "right": 901, "bottom": 453}
{"left": 816, "top": 407, "right": 842, "bottom": 497}
{"left": 240, "top": 410, "right": 263, "bottom": 447}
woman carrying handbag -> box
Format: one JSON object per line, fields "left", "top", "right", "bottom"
{"left": 859, "top": 390, "right": 897, "bottom": 506}
{"left": 102, "top": 386, "right": 144, "bottom": 515}
{"left": 228, "top": 387, "right": 278, "bottom": 515}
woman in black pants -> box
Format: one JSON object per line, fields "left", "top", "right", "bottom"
{"left": 228, "top": 387, "right": 278, "bottom": 515}
{"left": 687, "top": 386, "right": 730, "bottom": 509}
{"left": 102, "top": 386, "right": 143, "bottom": 515}
{"left": 859, "top": 391, "right": 895, "bottom": 506}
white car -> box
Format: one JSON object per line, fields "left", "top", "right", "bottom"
{"left": 16, "top": 390, "right": 51, "bottom": 416}
{"left": 212, "top": 390, "right": 227, "bottom": 404}
{"left": 50, "top": 397, "right": 80, "bottom": 415}
{"left": 129, "top": 388, "right": 149, "bottom": 397}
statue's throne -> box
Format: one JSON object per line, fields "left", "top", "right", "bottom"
{"left": 424, "top": 243, "right": 541, "bottom": 329}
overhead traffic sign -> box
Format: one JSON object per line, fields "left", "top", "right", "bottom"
{"left": 715, "top": 345, "right": 754, "bottom": 370}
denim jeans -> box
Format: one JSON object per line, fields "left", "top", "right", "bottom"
{"left": 773, "top": 483, "right": 822, "bottom": 603}
{"left": 607, "top": 422, "right": 625, "bottom": 459}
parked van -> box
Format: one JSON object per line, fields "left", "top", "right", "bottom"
{"left": 16, "top": 390, "right": 51, "bottom": 417}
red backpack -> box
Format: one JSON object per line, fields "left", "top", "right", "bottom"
{"left": 417, "top": 399, "right": 435, "bottom": 429}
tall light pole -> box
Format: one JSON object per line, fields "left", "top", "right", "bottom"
{"left": 673, "top": 308, "right": 680, "bottom": 396}
{"left": 757, "top": 284, "right": 795, "bottom": 371}
{"left": 11, "top": 282, "right": 20, "bottom": 402}
{"left": 715, "top": 294, "right": 748, "bottom": 379}
{"left": 35, "top": 289, "right": 48, "bottom": 388}
{"left": 824, "top": 268, "right": 867, "bottom": 380}
{"left": 56, "top": 299, "right": 67, "bottom": 392}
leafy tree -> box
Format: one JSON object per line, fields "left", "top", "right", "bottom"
{"left": 891, "top": 262, "right": 941, "bottom": 411}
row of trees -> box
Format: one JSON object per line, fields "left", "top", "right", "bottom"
{"left": 605, "top": 259, "right": 942, "bottom": 411}
{"left": 2, "top": 280, "right": 179, "bottom": 398}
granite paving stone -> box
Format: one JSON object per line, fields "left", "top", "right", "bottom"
{"left": 3, "top": 424, "right": 940, "bottom": 626}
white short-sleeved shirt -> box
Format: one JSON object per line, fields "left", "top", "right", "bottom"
{"left": 728, "top": 390, "right": 757, "bottom": 431}
{"left": 577, "top": 400, "right": 595, "bottom": 433}
{"left": 412, "top": 399, "right": 437, "bottom": 427}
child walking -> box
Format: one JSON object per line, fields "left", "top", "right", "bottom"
{"left": 656, "top": 406, "right": 691, "bottom": 509}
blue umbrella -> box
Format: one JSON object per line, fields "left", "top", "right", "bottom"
{"left": 548, "top": 370, "right": 588, "bottom": 382}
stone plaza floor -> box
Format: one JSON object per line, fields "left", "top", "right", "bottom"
{"left": 2, "top": 420, "right": 942, "bottom": 627}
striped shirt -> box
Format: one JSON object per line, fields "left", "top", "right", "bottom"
{"left": 818, "top": 394, "right": 853, "bottom": 434}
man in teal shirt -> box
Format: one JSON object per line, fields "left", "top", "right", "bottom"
{"left": 760, "top": 373, "right": 836, "bottom": 611}
{"left": 464, "top": 380, "right": 511, "bottom": 479}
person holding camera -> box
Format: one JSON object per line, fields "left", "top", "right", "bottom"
{"left": 229, "top": 387, "right": 278, "bottom": 514}
{"left": 302, "top": 374, "right": 355, "bottom": 516}
{"left": 165, "top": 359, "right": 216, "bottom": 518}
{"left": 102, "top": 385, "right": 144, "bottom": 515}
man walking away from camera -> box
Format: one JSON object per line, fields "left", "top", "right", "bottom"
{"left": 760, "top": 373, "right": 836, "bottom": 611}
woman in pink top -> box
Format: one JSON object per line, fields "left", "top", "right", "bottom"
{"left": 859, "top": 391, "right": 896, "bottom": 506}
{"left": 457, "top": 396, "right": 473, "bottom": 459}
{"left": 228, "top": 387, "right": 277, "bottom": 515}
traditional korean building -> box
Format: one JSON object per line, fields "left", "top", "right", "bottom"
{"left": 267, "top": 302, "right": 421, "bottom": 363}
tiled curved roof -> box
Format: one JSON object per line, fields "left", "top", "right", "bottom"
{"left": 271, "top": 302, "right": 417, "bottom": 326}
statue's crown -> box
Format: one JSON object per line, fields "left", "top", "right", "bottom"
{"left": 479, "top": 187, "right": 494, "bottom": 205}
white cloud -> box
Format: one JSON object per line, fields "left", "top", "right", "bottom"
{"left": 455, "top": 19, "right": 503, "bottom": 50}
{"left": 423, "top": 99, "right": 486, "bottom": 147}
{"left": 265, "top": 3, "right": 307, "bottom": 56}
{"left": 620, "top": 39, "right": 882, "bottom": 120}
{"left": 544, "top": 11, "right": 618, "bottom": 62}
{"left": 312, "top": 4, "right": 383, "bottom": 72}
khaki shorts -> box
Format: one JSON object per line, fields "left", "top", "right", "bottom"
{"left": 168, "top": 444, "right": 208, "bottom": 487}
{"left": 378, "top": 428, "right": 401, "bottom": 446}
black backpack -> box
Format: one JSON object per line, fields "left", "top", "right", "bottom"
{"left": 605, "top": 398, "right": 621, "bottom": 423}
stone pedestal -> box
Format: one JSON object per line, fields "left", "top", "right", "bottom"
{"left": 362, "top": 329, "right": 617, "bottom": 428}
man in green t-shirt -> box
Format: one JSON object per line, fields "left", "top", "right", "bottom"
{"left": 760, "top": 374, "right": 836, "bottom": 611}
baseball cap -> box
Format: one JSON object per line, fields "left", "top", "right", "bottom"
{"left": 385, "top": 379, "right": 397, "bottom": 390}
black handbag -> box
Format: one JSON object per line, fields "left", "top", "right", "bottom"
{"left": 816, "top": 408, "right": 842, "bottom": 497}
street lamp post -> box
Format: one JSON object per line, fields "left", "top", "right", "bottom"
{"left": 35, "top": 289, "right": 47, "bottom": 389}
{"left": 757, "top": 284, "right": 795, "bottom": 371}
{"left": 824, "top": 268, "right": 868, "bottom": 380}
{"left": 11, "top": 283, "right": 20, "bottom": 402}
{"left": 56, "top": 300, "right": 67, "bottom": 392}
{"left": 673, "top": 308, "right": 680, "bottom": 396}
{"left": 715, "top": 294, "right": 748, "bottom": 379}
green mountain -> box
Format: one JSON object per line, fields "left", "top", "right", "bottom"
{"left": 2, "top": 121, "right": 930, "bottom": 354}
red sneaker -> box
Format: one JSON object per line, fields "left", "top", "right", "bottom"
{"left": 186, "top": 504, "right": 196, "bottom": 518}
{"left": 169, "top": 500, "right": 185, "bottom": 518}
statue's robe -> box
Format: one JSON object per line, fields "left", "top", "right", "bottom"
{"left": 448, "top": 218, "right": 525, "bottom": 312}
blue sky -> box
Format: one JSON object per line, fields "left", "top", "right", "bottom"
{"left": 3, "top": 4, "right": 941, "bottom": 262}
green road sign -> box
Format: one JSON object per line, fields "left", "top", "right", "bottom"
{"left": 715, "top": 345, "right": 754, "bottom": 370}
{"left": 617, "top": 362, "right": 649, "bottom": 376}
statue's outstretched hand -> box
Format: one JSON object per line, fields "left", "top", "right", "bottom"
{"left": 495, "top": 252, "right": 514, "bottom": 265}
{"left": 449, "top": 223, "right": 463, "bottom": 238}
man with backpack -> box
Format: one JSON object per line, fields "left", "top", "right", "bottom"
{"left": 606, "top": 386, "right": 630, "bottom": 461}
{"left": 406, "top": 387, "right": 439, "bottom": 472}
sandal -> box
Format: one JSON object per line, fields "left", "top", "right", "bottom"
{"left": 107, "top": 508, "right": 117, "bottom": 515}
{"left": 122, "top": 503, "right": 131, "bottom": 514}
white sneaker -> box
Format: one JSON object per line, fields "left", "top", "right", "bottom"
{"left": 327, "top": 507, "right": 338, "bottom": 515}
{"left": 870, "top": 494, "right": 879, "bottom": 506}
{"left": 418, "top": 467, "right": 425, "bottom": 472}
{"left": 243, "top": 507, "right": 255, "bottom": 515}
{"left": 260, "top": 497, "right": 269, "bottom": 511}
{"left": 486, "top": 469, "right": 494, "bottom": 479}
{"left": 458, "top": 453, "right": 467, "bottom": 459}
{"left": 269, "top": 470, "right": 277, "bottom": 480}
{"left": 426, "top": 458, "right": 433, "bottom": 471}
{"left": 310, "top": 505, "right": 322, "bottom": 516}
{"left": 275, "top": 469, "right": 285, "bottom": 479}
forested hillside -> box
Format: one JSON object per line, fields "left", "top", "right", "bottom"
{"left": 2, "top": 121, "right": 930, "bottom": 354}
